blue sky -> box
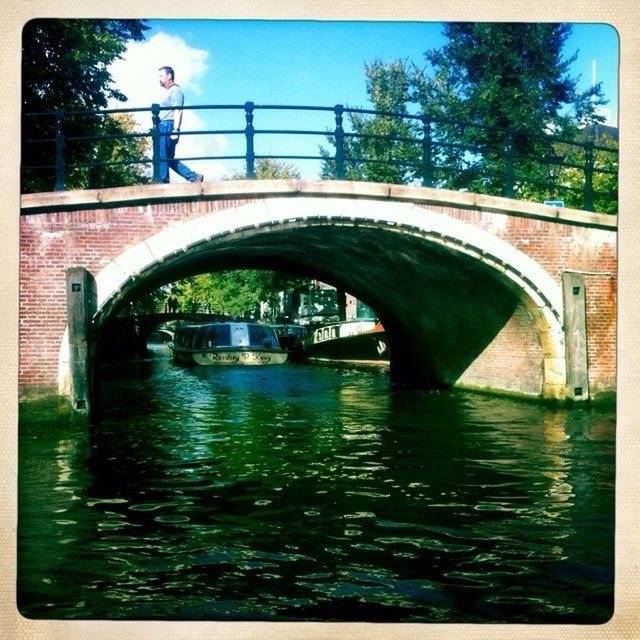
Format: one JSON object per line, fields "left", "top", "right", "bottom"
{"left": 109, "top": 21, "right": 619, "bottom": 180}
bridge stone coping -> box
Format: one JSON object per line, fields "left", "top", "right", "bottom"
{"left": 21, "top": 179, "right": 617, "bottom": 231}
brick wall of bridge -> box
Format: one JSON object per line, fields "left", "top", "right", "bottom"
{"left": 423, "top": 203, "right": 617, "bottom": 396}
{"left": 19, "top": 197, "right": 250, "bottom": 391}
{"left": 19, "top": 183, "right": 617, "bottom": 399}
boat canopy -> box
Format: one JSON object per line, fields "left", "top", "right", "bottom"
{"left": 174, "top": 322, "right": 280, "bottom": 351}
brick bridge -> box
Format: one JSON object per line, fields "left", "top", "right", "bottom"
{"left": 19, "top": 180, "right": 617, "bottom": 403}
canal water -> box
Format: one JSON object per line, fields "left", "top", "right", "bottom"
{"left": 18, "top": 344, "right": 615, "bottom": 623}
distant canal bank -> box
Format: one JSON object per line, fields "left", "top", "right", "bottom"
{"left": 18, "top": 344, "right": 615, "bottom": 623}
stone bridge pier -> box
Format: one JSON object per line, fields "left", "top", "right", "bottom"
{"left": 19, "top": 180, "right": 617, "bottom": 405}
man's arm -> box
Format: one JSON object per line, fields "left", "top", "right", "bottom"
{"left": 173, "top": 106, "right": 183, "bottom": 132}
{"left": 170, "top": 85, "right": 185, "bottom": 140}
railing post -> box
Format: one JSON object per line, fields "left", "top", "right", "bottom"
{"left": 334, "top": 104, "right": 345, "bottom": 180}
{"left": 421, "top": 116, "right": 433, "bottom": 187}
{"left": 151, "top": 103, "right": 161, "bottom": 184}
{"left": 54, "top": 108, "right": 66, "bottom": 191}
{"left": 245, "top": 101, "right": 256, "bottom": 179}
{"left": 583, "top": 141, "right": 595, "bottom": 212}
{"left": 504, "top": 128, "right": 515, "bottom": 198}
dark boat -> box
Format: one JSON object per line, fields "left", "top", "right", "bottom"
{"left": 170, "top": 322, "right": 288, "bottom": 366}
{"left": 304, "top": 320, "right": 389, "bottom": 364}
{"left": 271, "top": 324, "right": 308, "bottom": 361}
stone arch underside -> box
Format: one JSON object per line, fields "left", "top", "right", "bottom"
{"left": 62, "top": 197, "right": 567, "bottom": 399}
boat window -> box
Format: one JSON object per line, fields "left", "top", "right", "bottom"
{"left": 231, "top": 324, "right": 249, "bottom": 346}
{"left": 193, "top": 324, "right": 231, "bottom": 349}
{"left": 205, "top": 324, "right": 231, "bottom": 348}
{"left": 176, "top": 328, "right": 196, "bottom": 348}
{"left": 193, "top": 326, "right": 207, "bottom": 350}
{"left": 331, "top": 327, "right": 338, "bottom": 339}
{"left": 248, "top": 324, "right": 278, "bottom": 348}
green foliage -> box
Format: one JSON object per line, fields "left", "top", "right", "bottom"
{"left": 418, "top": 24, "right": 601, "bottom": 130}
{"left": 172, "top": 270, "right": 307, "bottom": 319}
{"left": 414, "top": 23, "right": 609, "bottom": 199}
{"left": 21, "top": 19, "right": 150, "bottom": 193}
{"left": 126, "top": 288, "right": 166, "bottom": 316}
{"left": 589, "top": 147, "right": 618, "bottom": 215}
{"left": 71, "top": 112, "right": 150, "bottom": 190}
{"left": 554, "top": 131, "right": 618, "bottom": 213}
{"left": 321, "top": 23, "right": 617, "bottom": 212}
{"left": 228, "top": 158, "right": 302, "bottom": 180}
{"left": 322, "top": 60, "right": 420, "bottom": 184}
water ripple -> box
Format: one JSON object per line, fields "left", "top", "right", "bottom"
{"left": 18, "top": 356, "right": 615, "bottom": 623}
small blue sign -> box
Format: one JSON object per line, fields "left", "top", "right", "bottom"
{"left": 544, "top": 200, "right": 565, "bottom": 207}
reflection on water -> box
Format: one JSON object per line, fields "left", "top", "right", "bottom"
{"left": 18, "top": 345, "right": 614, "bottom": 622}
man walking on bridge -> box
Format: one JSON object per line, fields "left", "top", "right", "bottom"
{"left": 157, "top": 66, "right": 204, "bottom": 184}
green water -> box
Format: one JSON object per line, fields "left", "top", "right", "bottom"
{"left": 18, "top": 344, "right": 615, "bottom": 622}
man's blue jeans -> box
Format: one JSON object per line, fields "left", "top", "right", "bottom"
{"left": 159, "top": 119, "right": 199, "bottom": 182}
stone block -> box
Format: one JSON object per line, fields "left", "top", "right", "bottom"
{"left": 21, "top": 189, "right": 102, "bottom": 212}
{"left": 390, "top": 184, "right": 475, "bottom": 208}
{"left": 145, "top": 223, "right": 197, "bottom": 259}
{"left": 543, "top": 356, "right": 567, "bottom": 387}
{"left": 202, "top": 178, "right": 299, "bottom": 199}
{"left": 95, "top": 261, "right": 129, "bottom": 307}
{"left": 113, "top": 241, "right": 156, "bottom": 278}
{"left": 299, "top": 180, "right": 390, "bottom": 200}
{"left": 103, "top": 182, "right": 203, "bottom": 206}
{"left": 223, "top": 200, "right": 273, "bottom": 230}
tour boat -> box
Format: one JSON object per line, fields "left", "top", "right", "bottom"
{"left": 170, "top": 322, "right": 288, "bottom": 366}
{"left": 304, "top": 319, "right": 389, "bottom": 364}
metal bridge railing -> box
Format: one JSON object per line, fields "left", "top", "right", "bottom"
{"left": 21, "top": 102, "right": 618, "bottom": 212}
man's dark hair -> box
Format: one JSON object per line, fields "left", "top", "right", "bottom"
{"left": 159, "top": 66, "right": 175, "bottom": 80}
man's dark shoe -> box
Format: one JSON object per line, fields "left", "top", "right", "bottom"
{"left": 192, "top": 174, "right": 204, "bottom": 183}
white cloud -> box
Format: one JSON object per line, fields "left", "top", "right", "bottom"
{"left": 108, "top": 32, "right": 229, "bottom": 181}
{"left": 212, "top": 134, "right": 229, "bottom": 150}
{"left": 109, "top": 32, "right": 208, "bottom": 111}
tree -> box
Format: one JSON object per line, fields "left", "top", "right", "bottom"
{"left": 413, "top": 23, "right": 609, "bottom": 199}
{"left": 173, "top": 270, "right": 307, "bottom": 320}
{"left": 21, "top": 19, "right": 149, "bottom": 192}
{"left": 321, "top": 59, "right": 420, "bottom": 184}
{"left": 228, "top": 157, "right": 302, "bottom": 180}
{"left": 546, "top": 129, "right": 618, "bottom": 213}
{"left": 124, "top": 288, "right": 166, "bottom": 316}
{"left": 320, "top": 23, "right": 617, "bottom": 212}
{"left": 70, "top": 112, "right": 150, "bottom": 190}
{"left": 176, "top": 272, "right": 259, "bottom": 317}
